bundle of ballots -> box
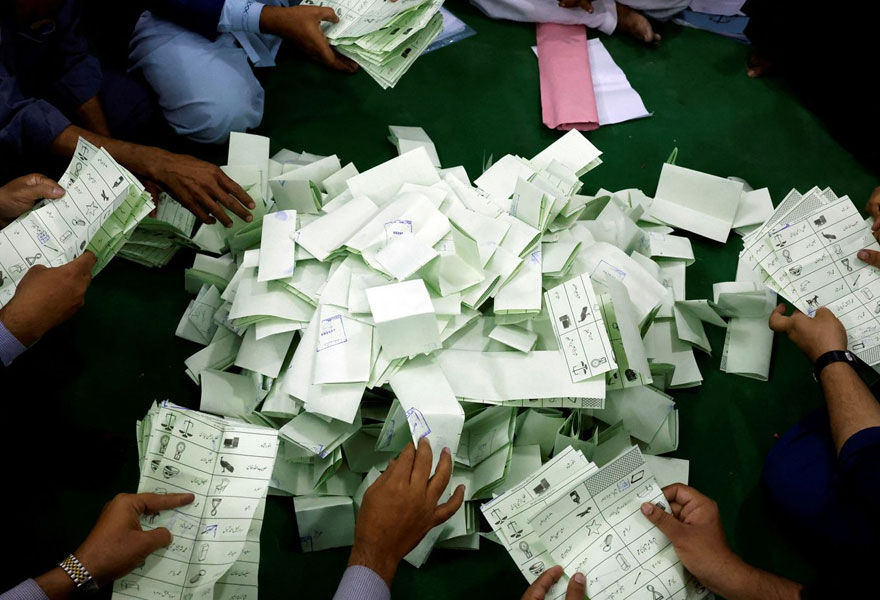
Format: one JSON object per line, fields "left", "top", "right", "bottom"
{"left": 739, "top": 187, "right": 880, "bottom": 365}
{"left": 0, "top": 138, "right": 154, "bottom": 307}
{"left": 119, "top": 193, "right": 198, "bottom": 268}
{"left": 310, "top": 0, "right": 445, "bottom": 88}
{"left": 112, "top": 401, "right": 278, "bottom": 600}
{"left": 166, "top": 127, "right": 797, "bottom": 574}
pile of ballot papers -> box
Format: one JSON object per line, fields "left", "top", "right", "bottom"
{"left": 312, "top": 0, "right": 445, "bottom": 88}
{"left": 151, "top": 126, "right": 832, "bottom": 591}
{"left": 738, "top": 186, "right": 880, "bottom": 366}
{"left": 0, "top": 138, "right": 154, "bottom": 307}
{"left": 119, "top": 193, "right": 197, "bottom": 268}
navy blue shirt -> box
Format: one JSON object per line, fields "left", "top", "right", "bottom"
{"left": 0, "top": 0, "right": 102, "bottom": 158}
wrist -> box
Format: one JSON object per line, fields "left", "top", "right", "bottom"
{"left": 35, "top": 567, "right": 77, "bottom": 600}
{"left": 259, "top": 6, "right": 286, "bottom": 36}
{"left": 132, "top": 146, "right": 168, "bottom": 181}
{"left": 710, "top": 558, "right": 801, "bottom": 600}
{"left": 347, "top": 544, "right": 399, "bottom": 588}
{"left": 0, "top": 305, "right": 39, "bottom": 347}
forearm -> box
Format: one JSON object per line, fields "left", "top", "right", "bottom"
{"left": 259, "top": 5, "right": 289, "bottom": 36}
{"left": 74, "top": 97, "right": 111, "bottom": 137}
{"left": 50, "top": 125, "right": 166, "bottom": 181}
{"left": 819, "top": 362, "right": 880, "bottom": 453}
{"left": 33, "top": 568, "right": 75, "bottom": 600}
{"left": 712, "top": 558, "right": 802, "bottom": 600}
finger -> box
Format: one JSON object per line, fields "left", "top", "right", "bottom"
{"left": 640, "top": 501, "right": 683, "bottom": 540}
{"left": 331, "top": 52, "right": 360, "bottom": 73}
{"left": 661, "top": 483, "right": 702, "bottom": 506}
{"left": 209, "top": 181, "right": 252, "bottom": 222}
{"left": 26, "top": 174, "right": 65, "bottom": 199}
{"left": 872, "top": 216, "right": 880, "bottom": 232}
{"left": 140, "top": 527, "right": 173, "bottom": 551}
{"left": 176, "top": 192, "right": 214, "bottom": 225}
{"left": 858, "top": 248, "right": 880, "bottom": 268}
{"left": 135, "top": 492, "right": 196, "bottom": 514}
{"left": 144, "top": 181, "right": 162, "bottom": 218}
{"left": 318, "top": 7, "right": 340, "bottom": 23}
{"left": 217, "top": 174, "right": 255, "bottom": 211}
{"left": 68, "top": 250, "right": 98, "bottom": 274}
{"left": 411, "top": 437, "right": 433, "bottom": 487}
{"left": 426, "top": 447, "right": 453, "bottom": 504}
{"left": 433, "top": 484, "right": 465, "bottom": 526}
{"left": 579, "top": 0, "right": 594, "bottom": 13}
{"left": 565, "top": 572, "right": 586, "bottom": 600}
{"left": 768, "top": 303, "right": 792, "bottom": 333}
{"left": 668, "top": 501, "right": 684, "bottom": 518}
{"left": 193, "top": 188, "right": 233, "bottom": 228}
{"left": 395, "top": 442, "right": 416, "bottom": 479}
{"left": 520, "top": 566, "right": 564, "bottom": 600}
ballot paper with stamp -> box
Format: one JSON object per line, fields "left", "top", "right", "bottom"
{"left": 480, "top": 446, "right": 598, "bottom": 599}
{"left": 530, "top": 446, "right": 709, "bottom": 600}
{"left": 113, "top": 402, "right": 278, "bottom": 600}
{"left": 545, "top": 274, "right": 617, "bottom": 382}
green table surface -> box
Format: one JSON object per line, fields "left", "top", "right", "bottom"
{"left": 4, "top": 2, "right": 877, "bottom": 597}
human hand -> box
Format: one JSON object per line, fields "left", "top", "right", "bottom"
{"left": 520, "top": 566, "right": 586, "bottom": 600}
{"left": 75, "top": 492, "right": 194, "bottom": 586}
{"left": 557, "top": 0, "right": 594, "bottom": 13}
{"left": 260, "top": 6, "right": 359, "bottom": 72}
{"left": 348, "top": 438, "right": 465, "bottom": 586}
{"left": 768, "top": 304, "right": 847, "bottom": 363}
{"left": 0, "top": 251, "right": 96, "bottom": 346}
{"left": 0, "top": 173, "right": 65, "bottom": 225}
{"left": 148, "top": 150, "right": 254, "bottom": 227}
{"left": 639, "top": 484, "right": 739, "bottom": 592}
{"left": 865, "top": 186, "right": 880, "bottom": 239}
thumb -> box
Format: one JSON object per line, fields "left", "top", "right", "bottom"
{"left": 640, "top": 502, "right": 683, "bottom": 541}
{"left": 71, "top": 250, "right": 98, "bottom": 273}
{"left": 565, "top": 572, "right": 586, "bottom": 600}
{"left": 858, "top": 248, "right": 880, "bottom": 268}
{"left": 319, "top": 7, "right": 339, "bottom": 23}
{"left": 140, "top": 527, "right": 173, "bottom": 552}
{"left": 25, "top": 174, "right": 65, "bottom": 200}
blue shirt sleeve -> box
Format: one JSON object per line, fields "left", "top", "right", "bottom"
{"left": 219, "top": 0, "right": 266, "bottom": 33}
{"left": 145, "top": 0, "right": 228, "bottom": 38}
{"left": 0, "top": 317, "right": 27, "bottom": 366}
{"left": 0, "top": 63, "right": 72, "bottom": 159}
{"left": 838, "top": 425, "right": 880, "bottom": 505}
{"left": 0, "top": 580, "right": 50, "bottom": 600}
{"left": 43, "top": 0, "right": 103, "bottom": 114}
{"left": 332, "top": 566, "right": 390, "bottom": 600}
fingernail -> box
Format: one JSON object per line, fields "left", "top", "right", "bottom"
{"left": 442, "top": 447, "right": 451, "bottom": 455}
{"left": 53, "top": 187, "right": 64, "bottom": 195}
{"left": 859, "top": 250, "right": 869, "bottom": 260}
{"left": 246, "top": 215, "right": 253, "bottom": 222}
{"left": 248, "top": 202, "right": 255, "bottom": 209}
{"left": 640, "top": 503, "right": 654, "bottom": 515}
{"left": 573, "top": 573, "right": 586, "bottom": 585}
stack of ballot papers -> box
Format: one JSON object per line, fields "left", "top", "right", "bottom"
{"left": 311, "top": 0, "right": 445, "bottom": 89}
{"left": 482, "top": 445, "right": 708, "bottom": 599}
{"left": 0, "top": 138, "right": 154, "bottom": 307}
{"left": 739, "top": 187, "right": 880, "bottom": 366}
{"left": 113, "top": 401, "right": 278, "bottom": 600}
{"left": 165, "top": 127, "right": 794, "bottom": 570}
{"left": 119, "top": 193, "right": 197, "bottom": 268}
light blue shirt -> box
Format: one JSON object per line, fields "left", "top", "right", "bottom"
{"left": 218, "top": 0, "right": 290, "bottom": 67}
{"left": 0, "top": 319, "right": 26, "bottom": 366}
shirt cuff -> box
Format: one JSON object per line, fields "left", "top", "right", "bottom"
{"left": 0, "top": 319, "right": 27, "bottom": 367}
{"left": 219, "top": 0, "right": 266, "bottom": 33}
{"left": 0, "top": 579, "right": 50, "bottom": 600}
{"left": 332, "top": 566, "right": 391, "bottom": 600}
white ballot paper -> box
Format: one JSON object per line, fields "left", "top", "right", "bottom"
{"left": 651, "top": 163, "right": 743, "bottom": 243}
{"left": 545, "top": 274, "right": 617, "bottom": 382}
{"left": 113, "top": 402, "right": 278, "bottom": 600}
{"left": 258, "top": 210, "right": 297, "bottom": 282}
{"left": 530, "top": 446, "right": 709, "bottom": 600}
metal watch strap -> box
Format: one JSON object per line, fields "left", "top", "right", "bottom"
{"left": 813, "top": 350, "right": 859, "bottom": 382}
{"left": 58, "top": 554, "right": 92, "bottom": 588}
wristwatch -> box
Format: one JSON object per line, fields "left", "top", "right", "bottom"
{"left": 58, "top": 554, "right": 99, "bottom": 596}
{"left": 812, "top": 350, "right": 866, "bottom": 382}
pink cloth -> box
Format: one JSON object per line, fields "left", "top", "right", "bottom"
{"left": 536, "top": 23, "right": 599, "bottom": 131}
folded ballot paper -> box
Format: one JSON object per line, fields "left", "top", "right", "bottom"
{"left": 114, "top": 401, "right": 278, "bottom": 600}
{"left": 0, "top": 138, "right": 154, "bottom": 307}
{"left": 309, "top": 0, "right": 445, "bottom": 89}
{"left": 119, "top": 193, "right": 197, "bottom": 268}
{"left": 165, "top": 128, "right": 798, "bottom": 571}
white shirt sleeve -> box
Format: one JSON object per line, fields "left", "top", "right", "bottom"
{"left": 218, "top": 0, "right": 266, "bottom": 33}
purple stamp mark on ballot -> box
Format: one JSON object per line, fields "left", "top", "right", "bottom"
{"left": 405, "top": 408, "right": 431, "bottom": 439}
{"left": 317, "top": 314, "right": 347, "bottom": 351}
